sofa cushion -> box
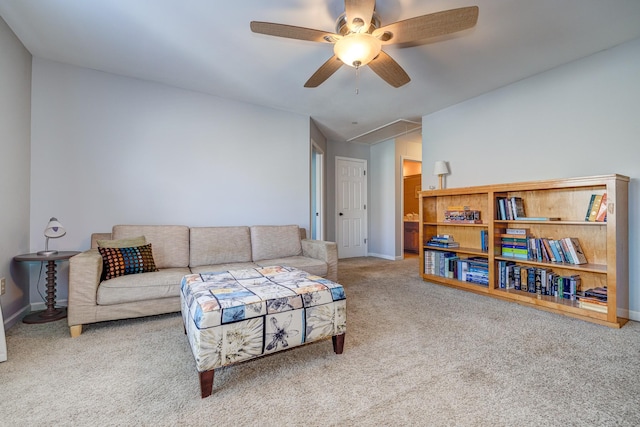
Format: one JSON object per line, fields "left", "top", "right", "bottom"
{"left": 250, "top": 225, "right": 302, "bottom": 261}
{"left": 98, "top": 244, "right": 159, "bottom": 280}
{"left": 96, "top": 235, "right": 146, "bottom": 248}
{"left": 112, "top": 225, "right": 189, "bottom": 269}
{"left": 97, "top": 267, "right": 190, "bottom": 305}
{"left": 189, "top": 262, "right": 260, "bottom": 275}
{"left": 256, "top": 256, "right": 328, "bottom": 278}
{"left": 189, "top": 226, "right": 252, "bottom": 267}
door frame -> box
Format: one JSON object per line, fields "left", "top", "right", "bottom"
{"left": 400, "top": 156, "right": 422, "bottom": 259}
{"left": 311, "top": 141, "right": 324, "bottom": 240}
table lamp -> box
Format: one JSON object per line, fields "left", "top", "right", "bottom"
{"left": 433, "top": 161, "right": 450, "bottom": 189}
{"left": 37, "top": 217, "right": 66, "bottom": 256}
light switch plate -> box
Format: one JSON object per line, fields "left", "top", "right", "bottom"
{"left": 0, "top": 277, "right": 5, "bottom": 295}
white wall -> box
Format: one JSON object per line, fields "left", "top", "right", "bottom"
{"left": 369, "top": 140, "right": 396, "bottom": 259}
{"left": 29, "top": 58, "right": 311, "bottom": 306}
{"left": 0, "top": 16, "right": 31, "bottom": 327}
{"left": 422, "top": 37, "right": 640, "bottom": 320}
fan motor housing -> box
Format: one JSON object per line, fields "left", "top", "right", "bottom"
{"left": 335, "top": 12, "right": 381, "bottom": 35}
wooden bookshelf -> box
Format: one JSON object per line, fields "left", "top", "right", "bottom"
{"left": 418, "top": 174, "right": 629, "bottom": 328}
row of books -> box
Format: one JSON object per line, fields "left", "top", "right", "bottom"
{"left": 496, "top": 196, "right": 560, "bottom": 221}
{"left": 443, "top": 208, "right": 481, "bottom": 224}
{"left": 585, "top": 193, "right": 607, "bottom": 222}
{"left": 424, "top": 251, "right": 488, "bottom": 286}
{"left": 576, "top": 287, "right": 608, "bottom": 313}
{"left": 425, "top": 234, "right": 460, "bottom": 248}
{"left": 426, "top": 232, "right": 489, "bottom": 252}
{"left": 500, "top": 232, "right": 588, "bottom": 264}
{"left": 496, "top": 261, "right": 581, "bottom": 299}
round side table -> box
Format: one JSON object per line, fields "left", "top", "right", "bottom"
{"left": 13, "top": 251, "right": 80, "bottom": 324}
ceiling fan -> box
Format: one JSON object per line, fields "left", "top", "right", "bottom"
{"left": 250, "top": 0, "right": 479, "bottom": 88}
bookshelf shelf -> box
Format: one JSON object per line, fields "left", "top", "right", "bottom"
{"left": 418, "top": 174, "right": 629, "bottom": 328}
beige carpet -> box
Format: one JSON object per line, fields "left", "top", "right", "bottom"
{"left": 2, "top": 256, "right": 639, "bottom": 426}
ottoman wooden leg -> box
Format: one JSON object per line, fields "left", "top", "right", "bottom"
{"left": 199, "top": 370, "right": 215, "bottom": 398}
{"left": 332, "top": 333, "right": 345, "bottom": 354}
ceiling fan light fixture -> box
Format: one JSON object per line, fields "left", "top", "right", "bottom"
{"left": 333, "top": 33, "right": 381, "bottom": 68}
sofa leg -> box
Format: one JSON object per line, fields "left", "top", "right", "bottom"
{"left": 332, "top": 333, "right": 345, "bottom": 354}
{"left": 199, "top": 370, "right": 214, "bottom": 398}
{"left": 70, "top": 325, "right": 83, "bottom": 338}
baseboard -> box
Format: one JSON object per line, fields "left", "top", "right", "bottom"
{"left": 619, "top": 308, "right": 639, "bottom": 323}
{"left": 367, "top": 253, "right": 401, "bottom": 261}
{"left": 30, "top": 298, "right": 68, "bottom": 312}
{"left": 3, "top": 304, "right": 30, "bottom": 329}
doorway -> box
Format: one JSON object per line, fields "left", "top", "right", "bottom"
{"left": 402, "top": 159, "right": 422, "bottom": 257}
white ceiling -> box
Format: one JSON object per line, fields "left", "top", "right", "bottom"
{"left": 2, "top": 0, "right": 640, "bottom": 142}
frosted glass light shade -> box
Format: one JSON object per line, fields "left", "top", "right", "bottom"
{"left": 334, "top": 33, "right": 382, "bottom": 68}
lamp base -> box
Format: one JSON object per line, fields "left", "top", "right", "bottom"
{"left": 37, "top": 250, "right": 58, "bottom": 256}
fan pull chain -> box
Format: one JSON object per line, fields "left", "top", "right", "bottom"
{"left": 355, "top": 64, "right": 360, "bottom": 95}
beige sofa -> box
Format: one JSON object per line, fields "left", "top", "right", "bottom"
{"left": 68, "top": 224, "right": 337, "bottom": 337}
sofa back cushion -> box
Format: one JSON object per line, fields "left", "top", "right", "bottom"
{"left": 250, "top": 225, "right": 302, "bottom": 261}
{"left": 112, "top": 225, "right": 189, "bottom": 269}
{"left": 189, "top": 226, "right": 252, "bottom": 267}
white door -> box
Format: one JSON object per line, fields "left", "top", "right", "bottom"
{"left": 336, "top": 157, "right": 367, "bottom": 258}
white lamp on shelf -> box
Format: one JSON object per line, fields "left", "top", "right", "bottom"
{"left": 37, "top": 217, "right": 66, "bottom": 256}
{"left": 433, "top": 161, "right": 450, "bottom": 189}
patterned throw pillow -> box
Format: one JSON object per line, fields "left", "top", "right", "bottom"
{"left": 98, "top": 244, "right": 159, "bottom": 280}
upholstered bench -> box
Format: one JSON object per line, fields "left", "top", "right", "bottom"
{"left": 180, "top": 266, "right": 347, "bottom": 398}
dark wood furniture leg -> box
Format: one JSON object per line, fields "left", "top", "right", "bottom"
{"left": 23, "top": 259, "right": 66, "bottom": 324}
{"left": 199, "top": 370, "right": 214, "bottom": 398}
{"left": 332, "top": 333, "right": 345, "bottom": 354}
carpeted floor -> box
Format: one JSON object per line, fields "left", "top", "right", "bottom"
{"left": 1, "top": 256, "right": 639, "bottom": 426}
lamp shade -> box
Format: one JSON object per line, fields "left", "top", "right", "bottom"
{"left": 334, "top": 33, "right": 381, "bottom": 68}
{"left": 44, "top": 218, "right": 66, "bottom": 238}
{"left": 433, "top": 161, "right": 450, "bottom": 176}
{"left": 37, "top": 217, "right": 66, "bottom": 255}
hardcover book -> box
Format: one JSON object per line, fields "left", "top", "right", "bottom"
{"left": 588, "top": 194, "right": 603, "bottom": 221}
{"left": 595, "top": 193, "right": 608, "bottom": 222}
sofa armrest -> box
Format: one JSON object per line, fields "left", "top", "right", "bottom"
{"left": 68, "top": 249, "right": 104, "bottom": 326}
{"left": 301, "top": 239, "right": 338, "bottom": 282}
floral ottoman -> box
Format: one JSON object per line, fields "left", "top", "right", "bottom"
{"left": 180, "top": 266, "right": 347, "bottom": 398}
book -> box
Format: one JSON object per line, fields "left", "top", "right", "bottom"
{"left": 513, "top": 217, "right": 561, "bottom": 221}
{"left": 595, "top": 193, "right": 608, "bottom": 222}
{"left": 511, "top": 197, "right": 526, "bottom": 219}
{"left": 541, "top": 238, "right": 556, "bottom": 262}
{"left": 565, "top": 237, "right": 588, "bottom": 264}
{"left": 588, "top": 194, "right": 603, "bottom": 221}
{"left": 559, "top": 239, "right": 575, "bottom": 264}
{"left": 505, "top": 228, "right": 529, "bottom": 235}
{"left": 585, "top": 194, "right": 596, "bottom": 221}
{"left": 497, "top": 198, "right": 507, "bottom": 220}
{"left": 426, "top": 241, "right": 460, "bottom": 248}
{"left": 578, "top": 299, "right": 608, "bottom": 313}
{"left": 584, "top": 287, "right": 608, "bottom": 301}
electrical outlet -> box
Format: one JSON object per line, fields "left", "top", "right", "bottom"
{"left": 0, "top": 277, "right": 5, "bottom": 295}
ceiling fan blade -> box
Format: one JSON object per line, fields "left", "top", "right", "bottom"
{"left": 373, "top": 6, "right": 479, "bottom": 44}
{"left": 304, "top": 55, "right": 344, "bottom": 88}
{"left": 250, "top": 21, "right": 339, "bottom": 43}
{"left": 367, "top": 51, "right": 410, "bottom": 88}
{"left": 344, "top": 0, "right": 376, "bottom": 32}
